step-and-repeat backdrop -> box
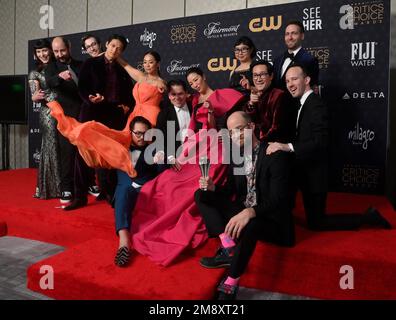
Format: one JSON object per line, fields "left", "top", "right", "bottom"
{"left": 28, "top": 0, "right": 390, "bottom": 194}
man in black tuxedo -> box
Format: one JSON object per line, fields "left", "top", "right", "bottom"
{"left": 154, "top": 80, "right": 192, "bottom": 171}
{"left": 267, "top": 64, "right": 391, "bottom": 231}
{"left": 46, "top": 37, "right": 83, "bottom": 203}
{"left": 273, "top": 20, "right": 319, "bottom": 92}
{"left": 64, "top": 34, "right": 135, "bottom": 211}
{"left": 194, "top": 111, "right": 295, "bottom": 300}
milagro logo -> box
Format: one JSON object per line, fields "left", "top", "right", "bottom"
{"left": 342, "top": 91, "right": 385, "bottom": 100}
{"left": 140, "top": 28, "right": 157, "bottom": 49}
{"left": 348, "top": 122, "right": 375, "bottom": 150}
{"left": 302, "top": 6, "right": 323, "bottom": 31}
{"left": 203, "top": 22, "right": 240, "bottom": 39}
{"left": 167, "top": 60, "right": 200, "bottom": 76}
{"left": 351, "top": 42, "right": 377, "bottom": 67}
{"left": 207, "top": 57, "right": 237, "bottom": 72}
{"left": 339, "top": 1, "right": 384, "bottom": 30}
{"left": 249, "top": 15, "right": 282, "bottom": 32}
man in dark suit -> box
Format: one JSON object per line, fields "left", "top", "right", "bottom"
{"left": 273, "top": 20, "right": 319, "bottom": 92}
{"left": 46, "top": 37, "right": 83, "bottom": 203}
{"left": 64, "top": 34, "right": 135, "bottom": 211}
{"left": 194, "top": 111, "right": 295, "bottom": 300}
{"left": 114, "top": 116, "right": 159, "bottom": 267}
{"left": 154, "top": 79, "right": 192, "bottom": 171}
{"left": 267, "top": 64, "right": 391, "bottom": 231}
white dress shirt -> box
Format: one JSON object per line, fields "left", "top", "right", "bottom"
{"left": 174, "top": 103, "right": 191, "bottom": 143}
{"left": 281, "top": 47, "right": 302, "bottom": 78}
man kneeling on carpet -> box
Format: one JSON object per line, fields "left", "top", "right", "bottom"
{"left": 194, "top": 111, "right": 295, "bottom": 300}
{"left": 114, "top": 116, "right": 159, "bottom": 267}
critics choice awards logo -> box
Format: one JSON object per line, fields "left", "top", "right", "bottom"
{"left": 204, "top": 22, "right": 240, "bottom": 39}
{"left": 342, "top": 164, "right": 380, "bottom": 189}
{"left": 170, "top": 24, "right": 196, "bottom": 44}
{"left": 306, "top": 47, "right": 330, "bottom": 69}
{"left": 339, "top": 1, "right": 384, "bottom": 30}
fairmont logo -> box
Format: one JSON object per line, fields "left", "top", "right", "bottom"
{"left": 342, "top": 91, "right": 385, "bottom": 100}
{"left": 140, "top": 28, "right": 157, "bottom": 48}
{"left": 351, "top": 42, "right": 377, "bottom": 67}
{"left": 339, "top": 2, "right": 384, "bottom": 30}
{"left": 166, "top": 60, "right": 200, "bottom": 76}
{"left": 204, "top": 22, "right": 240, "bottom": 38}
{"left": 348, "top": 123, "right": 375, "bottom": 150}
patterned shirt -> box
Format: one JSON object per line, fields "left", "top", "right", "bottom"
{"left": 244, "top": 144, "right": 260, "bottom": 208}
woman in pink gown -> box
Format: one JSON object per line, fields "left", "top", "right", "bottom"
{"left": 130, "top": 67, "right": 244, "bottom": 266}
{"left": 47, "top": 51, "right": 165, "bottom": 178}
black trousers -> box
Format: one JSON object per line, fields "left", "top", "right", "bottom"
{"left": 300, "top": 189, "right": 364, "bottom": 231}
{"left": 57, "top": 132, "right": 76, "bottom": 193}
{"left": 195, "top": 189, "right": 282, "bottom": 279}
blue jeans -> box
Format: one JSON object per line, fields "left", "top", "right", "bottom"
{"left": 114, "top": 170, "right": 141, "bottom": 234}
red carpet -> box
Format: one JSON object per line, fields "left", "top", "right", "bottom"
{"left": 0, "top": 220, "right": 6, "bottom": 237}
{"left": 1, "top": 169, "right": 396, "bottom": 299}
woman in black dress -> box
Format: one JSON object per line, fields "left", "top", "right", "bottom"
{"left": 228, "top": 36, "right": 256, "bottom": 96}
{"left": 28, "top": 39, "right": 61, "bottom": 199}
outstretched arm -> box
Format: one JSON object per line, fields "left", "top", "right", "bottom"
{"left": 117, "top": 56, "right": 145, "bottom": 83}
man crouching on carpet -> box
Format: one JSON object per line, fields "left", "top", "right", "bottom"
{"left": 194, "top": 111, "right": 296, "bottom": 300}
{"left": 114, "top": 116, "right": 159, "bottom": 267}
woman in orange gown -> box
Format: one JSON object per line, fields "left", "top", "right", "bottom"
{"left": 47, "top": 51, "right": 166, "bottom": 178}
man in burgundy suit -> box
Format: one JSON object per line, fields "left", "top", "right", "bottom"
{"left": 244, "top": 60, "right": 294, "bottom": 143}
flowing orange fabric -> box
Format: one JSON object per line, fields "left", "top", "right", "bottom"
{"left": 47, "top": 82, "right": 163, "bottom": 178}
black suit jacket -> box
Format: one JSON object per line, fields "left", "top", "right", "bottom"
{"left": 156, "top": 100, "right": 192, "bottom": 159}
{"left": 130, "top": 146, "right": 159, "bottom": 186}
{"left": 273, "top": 48, "right": 319, "bottom": 90}
{"left": 293, "top": 92, "right": 328, "bottom": 193}
{"left": 78, "top": 55, "right": 135, "bottom": 129}
{"left": 215, "top": 143, "right": 295, "bottom": 247}
{"left": 45, "top": 59, "right": 83, "bottom": 118}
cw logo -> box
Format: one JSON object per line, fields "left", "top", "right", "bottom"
{"left": 207, "top": 57, "right": 237, "bottom": 72}
{"left": 249, "top": 16, "right": 282, "bottom": 32}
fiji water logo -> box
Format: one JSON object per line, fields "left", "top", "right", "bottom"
{"left": 348, "top": 123, "right": 375, "bottom": 150}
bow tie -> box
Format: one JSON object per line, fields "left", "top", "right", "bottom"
{"left": 285, "top": 52, "right": 295, "bottom": 60}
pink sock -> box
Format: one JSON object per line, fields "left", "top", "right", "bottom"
{"left": 224, "top": 276, "right": 239, "bottom": 287}
{"left": 219, "top": 233, "right": 235, "bottom": 248}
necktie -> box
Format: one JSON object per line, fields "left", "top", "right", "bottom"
{"left": 67, "top": 64, "right": 78, "bottom": 85}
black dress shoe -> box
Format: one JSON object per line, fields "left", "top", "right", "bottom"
{"left": 96, "top": 192, "right": 106, "bottom": 201}
{"left": 364, "top": 206, "right": 392, "bottom": 229}
{"left": 63, "top": 198, "right": 88, "bottom": 211}
{"left": 114, "top": 246, "right": 131, "bottom": 267}
{"left": 200, "top": 246, "right": 234, "bottom": 269}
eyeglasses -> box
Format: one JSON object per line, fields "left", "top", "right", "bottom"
{"left": 85, "top": 41, "right": 98, "bottom": 50}
{"left": 253, "top": 72, "right": 269, "bottom": 80}
{"left": 132, "top": 130, "right": 146, "bottom": 137}
{"left": 234, "top": 47, "right": 250, "bottom": 54}
{"left": 169, "top": 92, "right": 186, "bottom": 97}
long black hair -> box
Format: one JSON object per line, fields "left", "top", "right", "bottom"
{"left": 33, "top": 39, "right": 54, "bottom": 71}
